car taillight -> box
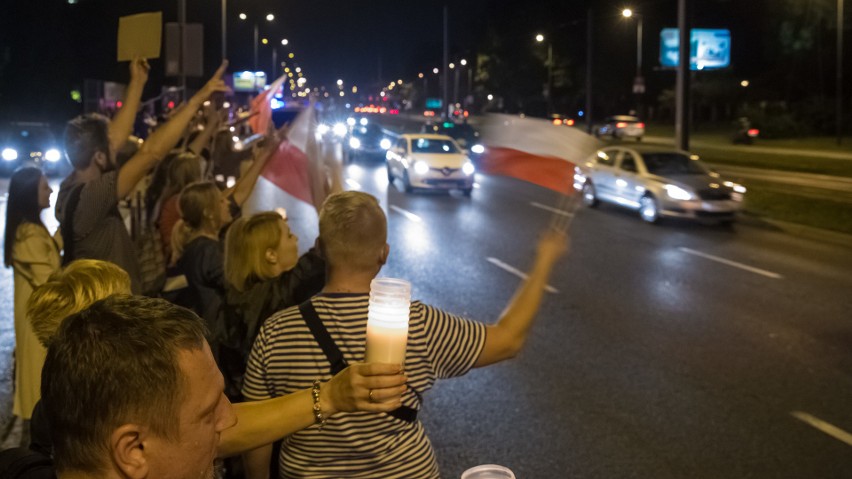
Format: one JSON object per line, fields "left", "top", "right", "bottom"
{"left": 747, "top": 128, "right": 759, "bottom": 137}
{"left": 637, "top": 122, "right": 645, "bottom": 128}
{"left": 553, "top": 119, "right": 562, "bottom": 125}
{"left": 616, "top": 122, "right": 627, "bottom": 128}
{"left": 565, "top": 119, "right": 575, "bottom": 126}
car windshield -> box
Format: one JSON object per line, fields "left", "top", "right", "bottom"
{"left": 411, "top": 138, "right": 459, "bottom": 154}
{"left": 642, "top": 153, "right": 708, "bottom": 175}
{"left": 2, "top": 126, "right": 55, "bottom": 145}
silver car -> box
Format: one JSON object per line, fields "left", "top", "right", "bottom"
{"left": 573, "top": 146, "right": 747, "bottom": 224}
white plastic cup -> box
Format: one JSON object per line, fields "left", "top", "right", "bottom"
{"left": 461, "top": 464, "right": 516, "bottom": 479}
{"left": 365, "top": 278, "right": 411, "bottom": 364}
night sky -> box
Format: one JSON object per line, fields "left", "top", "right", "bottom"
{"left": 0, "top": 0, "right": 792, "bottom": 122}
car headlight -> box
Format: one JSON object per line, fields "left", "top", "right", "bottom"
{"left": 346, "top": 117, "right": 356, "bottom": 126}
{"left": 663, "top": 184, "right": 695, "bottom": 201}
{"left": 317, "top": 124, "right": 330, "bottom": 135}
{"left": 359, "top": 117, "right": 369, "bottom": 126}
{"left": 380, "top": 138, "right": 392, "bottom": 150}
{"left": 349, "top": 137, "right": 361, "bottom": 149}
{"left": 470, "top": 144, "right": 485, "bottom": 154}
{"left": 413, "top": 160, "right": 430, "bottom": 175}
{"left": 462, "top": 161, "right": 475, "bottom": 176}
{"left": 733, "top": 184, "right": 747, "bottom": 194}
{"left": 45, "top": 148, "right": 62, "bottom": 162}
{"left": 2, "top": 148, "right": 17, "bottom": 161}
{"left": 332, "top": 123, "right": 348, "bottom": 137}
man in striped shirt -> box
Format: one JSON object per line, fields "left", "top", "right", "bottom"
{"left": 242, "top": 191, "right": 568, "bottom": 478}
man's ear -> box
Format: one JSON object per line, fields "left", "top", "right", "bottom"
{"left": 92, "top": 151, "right": 108, "bottom": 169}
{"left": 265, "top": 247, "right": 278, "bottom": 265}
{"left": 110, "top": 424, "right": 149, "bottom": 479}
{"left": 315, "top": 237, "right": 326, "bottom": 259}
{"left": 379, "top": 243, "right": 390, "bottom": 265}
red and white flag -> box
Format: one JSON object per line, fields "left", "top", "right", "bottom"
{"left": 478, "top": 113, "right": 600, "bottom": 194}
{"left": 244, "top": 102, "right": 322, "bottom": 243}
{"left": 248, "top": 74, "right": 288, "bottom": 135}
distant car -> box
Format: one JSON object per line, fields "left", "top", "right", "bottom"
{"left": 419, "top": 121, "right": 485, "bottom": 157}
{"left": 550, "top": 114, "right": 576, "bottom": 127}
{"left": 386, "top": 134, "right": 475, "bottom": 196}
{"left": 0, "top": 122, "right": 69, "bottom": 177}
{"left": 595, "top": 115, "right": 645, "bottom": 141}
{"left": 347, "top": 123, "right": 393, "bottom": 161}
{"left": 573, "top": 146, "right": 746, "bottom": 224}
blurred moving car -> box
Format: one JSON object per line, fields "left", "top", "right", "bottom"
{"left": 595, "top": 115, "right": 645, "bottom": 141}
{"left": 573, "top": 146, "right": 746, "bottom": 224}
{"left": 550, "top": 114, "right": 576, "bottom": 127}
{"left": 419, "top": 121, "right": 485, "bottom": 157}
{"left": 386, "top": 134, "right": 475, "bottom": 196}
{"left": 347, "top": 122, "right": 393, "bottom": 161}
{"left": 1, "top": 122, "right": 69, "bottom": 177}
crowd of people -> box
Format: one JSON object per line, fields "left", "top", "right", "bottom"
{"left": 1, "top": 56, "right": 569, "bottom": 479}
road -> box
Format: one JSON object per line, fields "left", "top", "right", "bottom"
{"left": 2, "top": 152, "right": 852, "bottom": 477}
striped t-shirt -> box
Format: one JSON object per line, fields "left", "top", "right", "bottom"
{"left": 242, "top": 293, "right": 487, "bottom": 478}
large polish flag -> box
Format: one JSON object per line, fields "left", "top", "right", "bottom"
{"left": 243, "top": 102, "right": 322, "bottom": 248}
{"left": 477, "top": 113, "right": 600, "bottom": 194}
{"left": 249, "top": 74, "right": 288, "bottom": 135}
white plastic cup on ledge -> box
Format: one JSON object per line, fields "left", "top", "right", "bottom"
{"left": 365, "top": 278, "right": 411, "bottom": 364}
{"left": 460, "top": 464, "right": 516, "bottom": 479}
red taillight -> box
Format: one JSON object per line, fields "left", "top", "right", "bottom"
{"left": 616, "top": 122, "right": 627, "bottom": 128}
{"left": 116, "top": 101, "right": 123, "bottom": 108}
{"left": 565, "top": 119, "right": 575, "bottom": 126}
{"left": 747, "top": 128, "right": 759, "bottom": 137}
{"left": 637, "top": 122, "right": 645, "bottom": 128}
{"left": 167, "top": 101, "right": 175, "bottom": 109}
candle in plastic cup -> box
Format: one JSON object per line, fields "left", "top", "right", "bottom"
{"left": 365, "top": 278, "right": 411, "bottom": 364}
{"left": 460, "top": 465, "right": 516, "bottom": 479}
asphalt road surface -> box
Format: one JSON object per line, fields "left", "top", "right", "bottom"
{"left": 2, "top": 152, "right": 851, "bottom": 477}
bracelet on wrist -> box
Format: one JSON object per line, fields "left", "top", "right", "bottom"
{"left": 311, "top": 380, "right": 327, "bottom": 429}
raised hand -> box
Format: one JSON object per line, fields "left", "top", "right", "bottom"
{"left": 129, "top": 56, "right": 150, "bottom": 85}
{"left": 535, "top": 228, "right": 569, "bottom": 266}
{"left": 196, "top": 60, "right": 230, "bottom": 101}
{"left": 322, "top": 363, "right": 408, "bottom": 414}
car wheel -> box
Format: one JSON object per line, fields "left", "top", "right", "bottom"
{"left": 461, "top": 187, "right": 472, "bottom": 197}
{"left": 639, "top": 194, "right": 660, "bottom": 224}
{"left": 402, "top": 170, "right": 413, "bottom": 193}
{"left": 582, "top": 181, "right": 598, "bottom": 207}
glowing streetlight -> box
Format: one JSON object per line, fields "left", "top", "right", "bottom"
{"left": 535, "top": 33, "right": 545, "bottom": 43}
{"left": 487, "top": 94, "right": 494, "bottom": 101}
{"left": 239, "top": 12, "right": 247, "bottom": 20}
{"left": 397, "top": 79, "right": 403, "bottom": 84}
{"left": 622, "top": 8, "right": 633, "bottom": 18}
{"left": 449, "top": 62, "right": 455, "bottom": 69}
{"left": 418, "top": 72, "right": 424, "bottom": 79}
{"left": 266, "top": 13, "right": 275, "bottom": 21}
{"left": 460, "top": 58, "right": 467, "bottom": 66}
{"left": 281, "top": 38, "right": 289, "bottom": 46}
{"left": 432, "top": 67, "right": 439, "bottom": 74}
{"left": 337, "top": 79, "right": 344, "bottom": 86}
{"left": 261, "top": 38, "right": 268, "bottom": 45}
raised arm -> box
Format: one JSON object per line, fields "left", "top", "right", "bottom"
{"left": 226, "top": 132, "right": 279, "bottom": 207}
{"left": 116, "top": 61, "right": 229, "bottom": 200}
{"left": 224, "top": 362, "right": 406, "bottom": 458}
{"left": 187, "top": 104, "right": 223, "bottom": 157}
{"left": 474, "top": 229, "right": 569, "bottom": 368}
{"left": 109, "top": 57, "right": 149, "bottom": 153}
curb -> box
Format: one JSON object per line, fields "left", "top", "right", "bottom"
{"left": 741, "top": 213, "right": 852, "bottom": 248}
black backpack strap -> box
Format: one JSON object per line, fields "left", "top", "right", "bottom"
{"left": 298, "top": 299, "right": 418, "bottom": 424}
{"left": 61, "top": 183, "right": 85, "bottom": 266}
{"left": 299, "top": 299, "right": 348, "bottom": 375}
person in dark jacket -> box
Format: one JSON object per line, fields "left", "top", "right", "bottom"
{"left": 222, "top": 211, "right": 326, "bottom": 398}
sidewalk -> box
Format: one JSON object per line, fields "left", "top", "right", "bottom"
{"left": 644, "top": 135, "right": 852, "bottom": 161}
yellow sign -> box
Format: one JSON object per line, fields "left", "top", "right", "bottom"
{"left": 117, "top": 12, "right": 162, "bottom": 61}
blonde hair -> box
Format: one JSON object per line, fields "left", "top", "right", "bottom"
{"left": 171, "top": 181, "right": 222, "bottom": 264}
{"left": 224, "top": 211, "right": 284, "bottom": 292}
{"left": 162, "top": 152, "right": 203, "bottom": 200}
{"left": 27, "top": 259, "right": 132, "bottom": 348}
{"left": 319, "top": 191, "right": 386, "bottom": 271}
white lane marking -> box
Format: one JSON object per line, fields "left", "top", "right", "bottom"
{"left": 530, "top": 201, "right": 572, "bottom": 217}
{"left": 679, "top": 247, "right": 783, "bottom": 279}
{"left": 389, "top": 205, "right": 423, "bottom": 223}
{"left": 486, "top": 257, "right": 559, "bottom": 294}
{"left": 791, "top": 411, "right": 852, "bottom": 447}
{"left": 345, "top": 178, "right": 362, "bottom": 190}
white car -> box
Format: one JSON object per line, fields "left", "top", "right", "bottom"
{"left": 595, "top": 115, "right": 645, "bottom": 141}
{"left": 386, "top": 134, "right": 475, "bottom": 195}
{"left": 574, "top": 146, "right": 746, "bottom": 224}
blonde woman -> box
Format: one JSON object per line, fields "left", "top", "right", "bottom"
{"left": 222, "top": 212, "right": 325, "bottom": 397}
{"left": 156, "top": 152, "right": 204, "bottom": 260}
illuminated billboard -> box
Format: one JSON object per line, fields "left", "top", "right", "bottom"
{"left": 232, "top": 71, "right": 268, "bottom": 92}
{"left": 660, "top": 28, "right": 731, "bottom": 70}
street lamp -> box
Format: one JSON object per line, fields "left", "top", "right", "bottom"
{"left": 240, "top": 13, "right": 275, "bottom": 73}
{"left": 535, "top": 33, "right": 553, "bottom": 115}
{"left": 622, "top": 8, "right": 645, "bottom": 111}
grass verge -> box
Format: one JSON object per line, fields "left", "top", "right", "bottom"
{"left": 743, "top": 187, "right": 852, "bottom": 235}
{"left": 695, "top": 149, "right": 852, "bottom": 178}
